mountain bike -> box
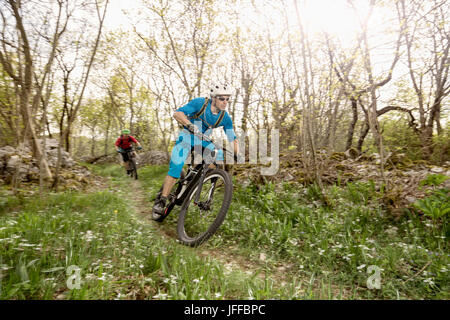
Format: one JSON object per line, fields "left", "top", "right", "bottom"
{"left": 118, "top": 147, "right": 140, "bottom": 180}
{"left": 152, "top": 132, "right": 240, "bottom": 247}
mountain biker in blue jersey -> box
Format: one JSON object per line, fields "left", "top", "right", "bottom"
{"left": 152, "top": 84, "right": 239, "bottom": 217}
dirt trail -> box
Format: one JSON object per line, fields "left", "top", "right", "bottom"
{"left": 126, "top": 179, "right": 272, "bottom": 280}
{"left": 104, "top": 174, "right": 355, "bottom": 298}
{"left": 128, "top": 179, "right": 178, "bottom": 239}
{"left": 124, "top": 176, "right": 357, "bottom": 298}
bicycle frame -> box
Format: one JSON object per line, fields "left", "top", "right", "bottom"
{"left": 173, "top": 162, "right": 206, "bottom": 206}
{"left": 156, "top": 131, "right": 239, "bottom": 220}
{"left": 123, "top": 148, "right": 137, "bottom": 159}
{"left": 118, "top": 147, "right": 138, "bottom": 166}
{"left": 177, "top": 132, "right": 237, "bottom": 199}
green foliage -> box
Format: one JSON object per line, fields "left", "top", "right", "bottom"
{"left": 373, "top": 113, "right": 449, "bottom": 164}
{"left": 2, "top": 164, "right": 449, "bottom": 300}
{"left": 199, "top": 172, "right": 447, "bottom": 299}
{"left": 413, "top": 173, "right": 450, "bottom": 221}
{"left": 0, "top": 65, "right": 19, "bottom": 147}
{"left": 379, "top": 115, "right": 423, "bottom": 160}
{"left": 412, "top": 190, "right": 450, "bottom": 220}
{"left": 430, "top": 127, "right": 450, "bottom": 164}
{"left": 83, "top": 163, "right": 123, "bottom": 178}
{"left": 305, "top": 183, "right": 323, "bottom": 202}
{"left": 419, "top": 174, "right": 449, "bottom": 188}
{"left": 0, "top": 165, "right": 297, "bottom": 300}
{"left": 415, "top": 174, "right": 450, "bottom": 221}
{"left": 344, "top": 180, "right": 377, "bottom": 205}
{"left": 0, "top": 189, "right": 26, "bottom": 215}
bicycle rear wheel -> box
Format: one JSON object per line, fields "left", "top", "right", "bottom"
{"left": 129, "top": 158, "right": 138, "bottom": 180}
{"left": 177, "top": 169, "right": 233, "bottom": 247}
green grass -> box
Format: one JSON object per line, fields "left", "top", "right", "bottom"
{"left": 139, "top": 165, "right": 449, "bottom": 299}
{"left": 224, "top": 181, "right": 449, "bottom": 299}
{"left": 1, "top": 163, "right": 448, "bottom": 299}
{"left": 0, "top": 164, "right": 305, "bottom": 300}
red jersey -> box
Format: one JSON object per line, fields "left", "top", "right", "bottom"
{"left": 115, "top": 135, "right": 138, "bottom": 149}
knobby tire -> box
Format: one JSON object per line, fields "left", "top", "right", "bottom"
{"left": 177, "top": 169, "right": 233, "bottom": 247}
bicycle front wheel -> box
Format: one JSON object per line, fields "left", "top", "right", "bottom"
{"left": 177, "top": 169, "right": 233, "bottom": 247}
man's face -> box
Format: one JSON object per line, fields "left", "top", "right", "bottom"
{"left": 123, "top": 134, "right": 129, "bottom": 138}
{"left": 214, "top": 95, "right": 231, "bottom": 111}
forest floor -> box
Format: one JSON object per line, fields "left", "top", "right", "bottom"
{"left": 125, "top": 171, "right": 323, "bottom": 298}
{"left": 109, "top": 165, "right": 336, "bottom": 299}
{"left": 0, "top": 163, "right": 448, "bottom": 299}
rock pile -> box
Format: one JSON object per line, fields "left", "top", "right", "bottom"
{"left": 136, "top": 150, "right": 168, "bottom": 166}
{"left": 85, "top": 153, "right": 119, "bottom": 165}
{"left": 232, "top": 150, "right": 450, "bottom": 215}
{"left": 0, "top": 139, "right": 92, "bottom": 190}
{"left": 86, "top": 150, "right": 169, "bottom": 166}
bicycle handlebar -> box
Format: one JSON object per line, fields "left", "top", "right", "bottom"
{"left": 117, "top": 146, "right": 142, "bottom": 154}
{"left": 190, "top": 131, "right": 242, "bottom": 163}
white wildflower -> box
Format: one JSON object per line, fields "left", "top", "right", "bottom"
{"left": 385, "top": 226, "right": 398, "bottom": 236}
{"left": 0, "top": 264, "right": 12, "bottom": 271}
{"left": 83, "top": 230, "right": 96, "bottom": 242}
{"left": 357, "top": 264, "right": 366, "bottom": 271}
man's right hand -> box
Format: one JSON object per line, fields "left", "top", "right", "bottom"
{"left": 117, "top": 148, "right": 123, "bottom": 153}
{"left": 187, "top": 123, "right": 200, "bottom": 135}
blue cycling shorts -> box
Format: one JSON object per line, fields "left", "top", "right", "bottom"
{"left": 167, "top": 130, "right": 224, "bottom": 179}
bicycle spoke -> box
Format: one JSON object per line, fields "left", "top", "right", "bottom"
{"left": 183, "top": 174, "right": 226, "bottom": 239}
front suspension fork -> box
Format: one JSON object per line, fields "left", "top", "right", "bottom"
{"left": 193, "top": 165, "right": 208, "bottom": 205}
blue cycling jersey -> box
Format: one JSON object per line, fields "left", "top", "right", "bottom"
{"left": 176, "top": 97, "right": 237, "bottom": 142}
{"left": 167, "top": 97, "right": 237, "bottom": 179}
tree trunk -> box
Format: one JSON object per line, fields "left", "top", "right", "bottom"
{"left": 345, "top": 97, "right": 358, "bottom": 150}
{"left": 104, "top": 112, "right": 111, "bottom": 156}
{"left": 357, "top": 122, "right": 370, "bottom": 154}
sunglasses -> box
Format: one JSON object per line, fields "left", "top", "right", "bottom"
{"left": 217, "top": 96, "right": 230, "bottom": 102}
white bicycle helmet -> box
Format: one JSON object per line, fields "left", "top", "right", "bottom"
{"left": 209, "top": 84, "right": 232, "bottom": 97}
